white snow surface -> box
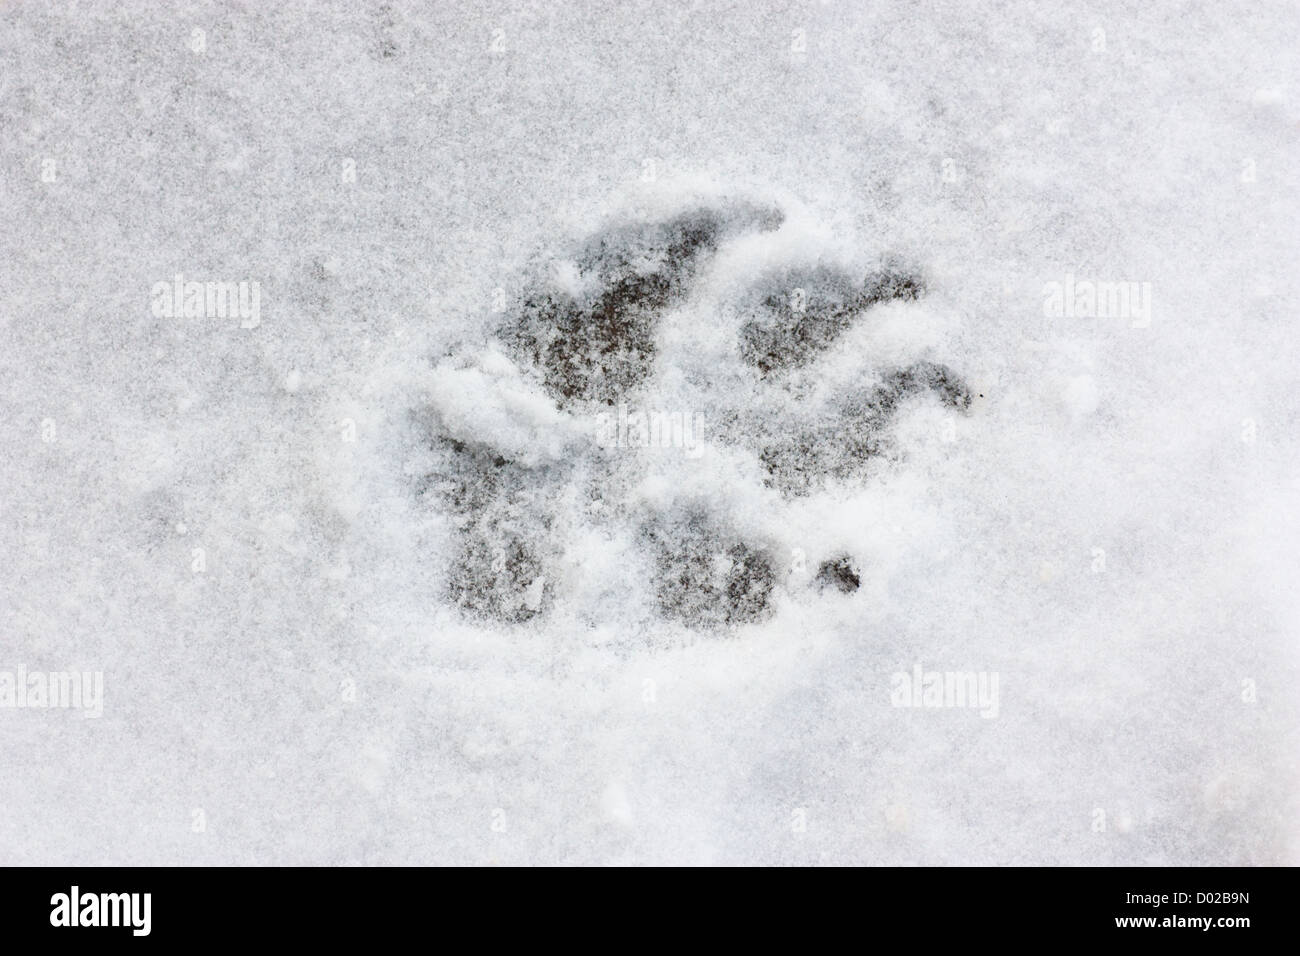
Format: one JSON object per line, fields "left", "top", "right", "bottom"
{"left": 1, "top": 0, "right": 1297, "bottom": 864}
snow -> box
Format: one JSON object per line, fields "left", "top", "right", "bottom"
{"left": 0, "top": 0, "right": 1296, "bottom": 865}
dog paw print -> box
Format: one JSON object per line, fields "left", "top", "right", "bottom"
{"left": 419, "top": 193, "right": 974, "bottom": 628}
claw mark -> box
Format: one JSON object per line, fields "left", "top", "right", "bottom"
{"left": 814, "top": 554, "right": 861, "bottom": 593}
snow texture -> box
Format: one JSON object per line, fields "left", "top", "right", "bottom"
{"left": 1, "top": 0, "right": 1297, "bottom": 865}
